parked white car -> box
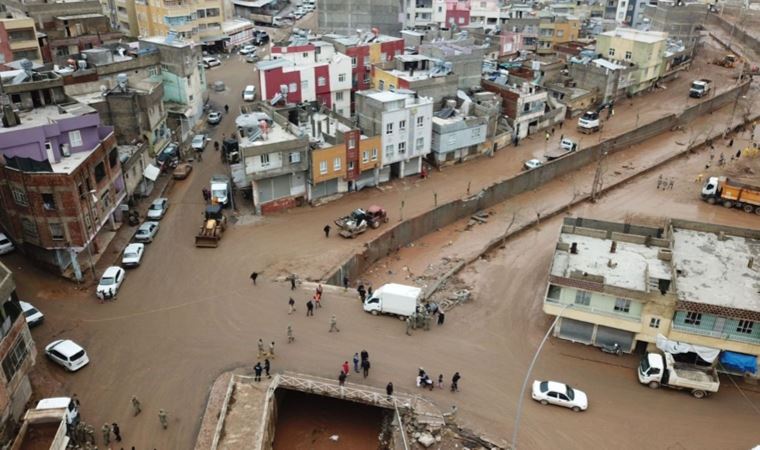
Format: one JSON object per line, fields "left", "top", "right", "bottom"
{"left": 0, "top": 233, "right": 14, "bottom": 255}
{"left": 96, "top": 266, "right": 125, "bottom": 299}
{"left": 121, "top": 243, "right": 145, "bottom": 268}
{"left": 202, "top": 56, "right": 221, "bottom": 68}
{"left": 523, "top": 159, "right": 544, "bottom": 170}
{"left": 531, "top": 380, "right": 588, "bottom": 412}
{"left": 45, "top": 339, "right": 90, "bottom": 372}
{"left": 147, "top": 198, "right": 169, "bottom": 220}
{"left": 134, "top": 221, "right": 160, "bottom": 243}
{"left": 243, "top": 85, "right": 256, "bottom": 101}
{"left": 239, "top": 44, "right": 256, "bottom": 55}
{"left": 20, "top": 301, "right": 44, "bottom": 327}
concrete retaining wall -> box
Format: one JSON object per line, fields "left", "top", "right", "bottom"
{"left": 707, "top": 12, "right": 760, "bottom": 59}
{"left": 324, "top": 81, "right": 752, "bottom": 285}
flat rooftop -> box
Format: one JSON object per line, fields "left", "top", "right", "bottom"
{"left": 551, "top": 233, "right": 672, "bottom": 292}
{"left": 672, "top": 228, "right": 760, "bottom": 312}
{"left": 236, "top": 114, "right": 297, "bottom": 148}
{"left": 0, "top": 102, "right": 96, "bottom": 135}
{"left": 601, "top": 28, "right": 667, "bottom": 44}
{"left": 140, "top": 35, "right": 194, "bottom": 48}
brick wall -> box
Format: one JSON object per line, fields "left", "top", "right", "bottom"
{"left": 260, "top": 196, "right": 297, "bottom": 215}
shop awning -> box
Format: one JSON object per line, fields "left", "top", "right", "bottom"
{"left": 655, "top": 334, "right": 720, "bottom": 363}
{"left": 719, "top": 351, "right": 757, "bottom": 374}
{"left": 143, "top": 164, "right": 161, "bottom": 181}
{"left": 200, "top": 34, "right": 230, "bottom": 44}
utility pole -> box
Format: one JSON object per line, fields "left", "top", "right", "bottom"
{"left": 590, "top": 149, "right": 608, "bottom": 202}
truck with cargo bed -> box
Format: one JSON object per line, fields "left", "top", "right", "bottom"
{"left": 363, "top": 283, "right": 421, "bottom": 318}
{"left": 11, "top": 397, "right": 80, "bottom": 450}
{"left": 701, "top": 176, "right": 760, "bottom": 214}
{"left": 638, "top": 352, "right": 720, "bottom": 398}
{"left": 689, "top": 79, "right": 712, "bottom": 98}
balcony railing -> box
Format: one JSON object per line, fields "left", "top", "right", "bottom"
{"left": 672, "top": 323, "right": 760, "bottom": 345}
{"left": 545, "top": 297, "right": 640, "bottom": 322}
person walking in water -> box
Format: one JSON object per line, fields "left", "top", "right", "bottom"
{"left": 451, "top": 372, "right": 461, "bottom": 392}
{"left": 324, "top": 224, "right": 331, "bottom": 237}
{"left": 288, "top": 297, "right": 296, "bottom": 314}
{"left": 158, "top": 409, "right": 169, "bottom": 429}
{"left": 287, "top": 324, "right": 295, "bottom": 343}
{"left": 250, "top": 271, "right": 258, "bottom": 285}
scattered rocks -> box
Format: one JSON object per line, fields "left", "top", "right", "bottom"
{"left": 418, "top": 432, "right": 435, "bottom": 447}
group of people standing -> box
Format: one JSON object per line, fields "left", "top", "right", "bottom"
{"left": 339, "top": 350, "right": 371, "bottom": 385}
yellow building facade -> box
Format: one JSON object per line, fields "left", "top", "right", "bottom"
{"left": 135, "top": 0, "right": 225, "bottom": 42}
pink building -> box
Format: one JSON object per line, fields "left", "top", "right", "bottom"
{"left": 499, "top": 32, "right": 526, "bottom": 57}
{"left": 446, "top": 0, "right": 471, "bottom": 27}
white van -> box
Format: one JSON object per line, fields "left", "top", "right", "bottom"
{"left": 35, "top": 397, "right": 80, "bottom": 426}
{"left": 364, "top": 283, "right": 421, "bottom": 317}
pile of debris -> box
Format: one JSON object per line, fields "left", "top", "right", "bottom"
{"left": 465, "top": 210, "right": 492, "bottom": 230}
{"left": 399, "top": 407, "right": 505, "bottom": 450}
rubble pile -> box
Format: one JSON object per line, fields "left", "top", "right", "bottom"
{"left": 399, "top": 408, "right": 505, "bottom": 450}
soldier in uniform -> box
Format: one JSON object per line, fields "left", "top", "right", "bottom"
{"left": 405, "top": 316, "right": 413, "bottom": 336}
{"left": 131, "top": 395, "right": 142, "bottom": 415}
{"left": 101, "top": 423, "right": 111, "bottom": 445}
{"left": 268, "top": 341, "right": 275, "bottom": 358}
{"left": 159, "top": 409, "right": 169, "bottom": 429}
{"left": 329, "top": 315, "right": 340, "bottom": 332}
{"left": 257, "top": 338, "right": 265, "bottom": 358}
{"left": 287, "top": 324, "right": 294, "bottom": 343}
{"left": 86, "top": 423, "right": 96, "bottom": 444}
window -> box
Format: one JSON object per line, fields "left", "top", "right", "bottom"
{"left": 319, "top": 160, "right": 328, "bottom": 175}
{"left": 260, "top": 154, "right": 270, "bottom": 167}
{"left": 574, "top": 290, "right": 591, "bottom": 306}
{"left": 21, "top": 218, "right": 37, "bottom": 241}
{"left": 333, "top": 157, "right": 341, "bottom": 171}
{"left": 389, "top": 84, "right": 395, "bottom": 91}
{"left": 49, "top": 223, "right": 65, "bottom": 240}
{"left": 416, "top": 116, "right": 424, "bottom": 127}
{"left": 380, "top": 52, "right": 387, "bottom": 61}
{"left": 399, "top": 120, "right": 406, "bottom": 131}
{"left": 398, "top": 142, "right": 406, "bottom": 154}
{"left": 302, "top": 52, "right": 309, "bottom": 58}
{"left": 289, "top": 83, "right": 298, "bottom": 93}
{"left": 338, "top": 73, "right": 346, "bottom": 82}
{"left": 69, "top": 130, "right": 83, "bottom": 147}
{"left": 335, "top": 91, "right": 344, "bottom": 101}
{"left": 371, "top": 148, "right": 378, "bottom": 160}
{"left": 386, "top": 123, "right": 394, "bottom": 135}
{"left": 362, "top": 151, "right": 369, "bottom": 163}
{"left": 109, "top": 148, "right": 119, "bottom": 168}
{"left": 2, "top": 337, "right": 29, "bottom": 381}
{"left": 684, "top": 311, "right": 702, "bottom": 326}
{"left": 348, "top": 161, "right": 354, "bottom": 171}
{"left": 348, "top": 137, "right": 356, "bottom": 148}
{"left": 416, "top": 137, "right": 424, "bottom": 149}
{"left": 42, "top": 193, "right": 56, "bottom": 211}
{"left": 737, "top": 320, "right": 754, "bottom": 334}
{"left": 316, "top": 76, "right": 326, "bottom": 87}
{"left": 614, "top": 298, "right": 631, "bottom": 313}
{"left": 289, "top": 152, "right": 301, "bottom": 164}
{"left": 351, "top": 56, "right": 357, "bottom": 67}
{"left": 101, "top": 189, "right": 111, "bottom": 209}
{"left": 94, "top": 162, "right": 106, "bottom": 183}
{"left": 625, "top": 51, "right": 632, "bottom": 60}
{"left": 385, "top": 145, "right": 394, "bottom": 159}
{"left": 608, "top": 48, "right": 616, "bottom": 57}
{"left": 649, "top": 317, "right": 661, "bottom": 329}
{"left": 379, "top": 80, "right": 385, "bottom": 90}
{"left": 301, "top": 79, "right": 309, "bottom": 90}
{"left": 11, "top": 188, "right": 28, "bottom": 206}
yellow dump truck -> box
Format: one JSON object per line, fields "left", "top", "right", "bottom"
{"left": 195, "top": 205, "right": 227, "bottom": 247}
{"left": 701, "top": 176, "right": 760, "bottom": 214}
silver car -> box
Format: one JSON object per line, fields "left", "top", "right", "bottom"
{"left": 147, "top": 198, "right": 169, "bottom": 220}
{"left": 134, "top": 221, "right": 160, "bottom": 243}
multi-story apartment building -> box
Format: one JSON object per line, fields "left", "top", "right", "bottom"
{"left": 356, "top": 90, "right": 433, "bottom": 180}
{"left": 0, "top": 17, "right": 43, "bottom": 65}
{"left": 615, "top": 0, "right": 649, "bottom": 27}
{"left": 304, "top": 111, "right": 362, "bottom": 201}
{"left": 236, "top": 110, "right": 309, "bottom": 214}
{"left": 504, "top": 17, "right": 540, "bottom": 52}
{"left": 139, "top": 36, "right": 207, "bottom": 141}
{"left": 543, "top": 218, "right": 760, "bottom": 376}
{"left": 430, "top": 106, "right": 489, "bottom": 166}
{"left": 322, "top": 30, "right": 405, "bottom": 112}
{"left": 106, "top": 0, "right": 139, "bottom": 37}
{"left": 371, "top": 54, "right": 459, "bottom": 105}
{"left": 318, "top": 0, "right": 401, "bottom": 36}
{"left": 537, "top": 14, "right": 580, "bottom": 55}
{"left": 256, "top": 42, "right": 352, "bottom": 118}
{"left": 135, "top": 0, "right": 225, "bottom": 45}
{"left": 4, "top": 0, "right": 123, "bottom": 64}
{"left": 482, "top": 71, "right": 556, "bottom": 140}
{"left": 0, "top": 262, "right": 36, "bottom": 438}
{"left": 0, "top": 70, "right": 124, "bottom": 279}
{"left": 644, "top": 1, "right": 705, "bottom": 56}
{"left": 595, "top": 28, "right": 666, "bottom": 95}
{"left": 469, "top": 0, "right": 502, "bottom": 27}
{"left": 404, "top": 0, "right": 471, "bottom": 29}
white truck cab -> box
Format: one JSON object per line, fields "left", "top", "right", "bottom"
{"left": 210, "top": 175, "right": 231, "bottom": 207}
{"left": 577, "top": 111, "right": 601, "bottom": 133}
{"left": 638, "top": 352, "right": 719, "bottom": 398}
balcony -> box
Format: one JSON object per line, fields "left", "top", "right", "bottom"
{"left": 9, "top": 40, "right": 39, "bottom": 51}
{"left": 672, "top": 323, "right": 760, "bottom": 345}
{"left": 545, "top": 297, "right": 641, "bottom": 323}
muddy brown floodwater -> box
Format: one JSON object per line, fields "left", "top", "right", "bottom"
{"left": 272, "top": 390, "right": 385, "bottom": 450}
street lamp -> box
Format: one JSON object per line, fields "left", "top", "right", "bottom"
{"left": 510, "top": 302, "right": 574, "bottom": 450}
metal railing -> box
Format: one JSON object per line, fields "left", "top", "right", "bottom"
{"left": 672, "top": 323, "right": 760, "bottom": 344}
